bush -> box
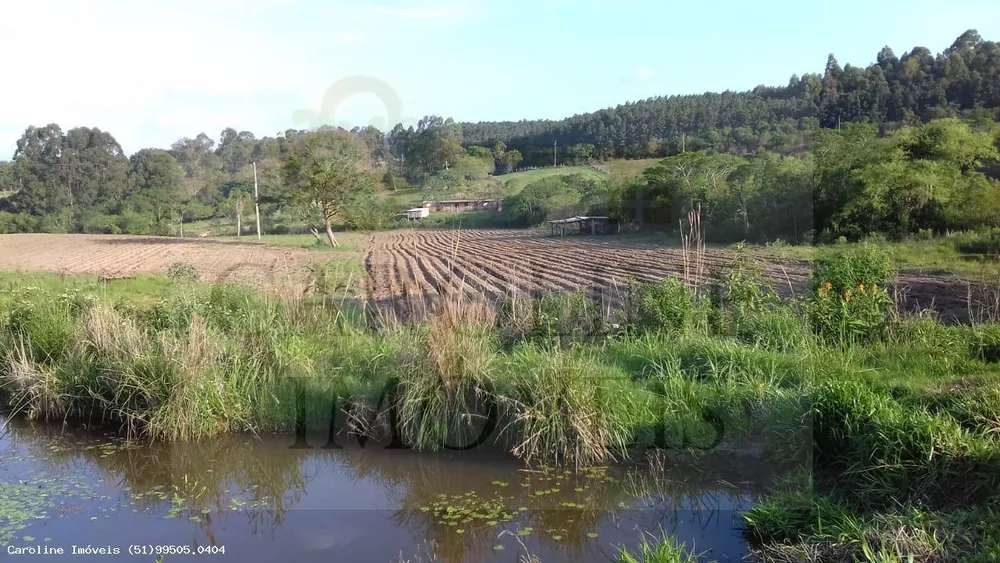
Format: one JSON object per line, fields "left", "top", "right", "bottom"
{"left": 811, "top": 243, "right": 896, "bottom": 294}
{"left": 37, "top": 209, "right": 73, "bottom": 233}
{"left": 167, "top": 262, "right": 199, "bottom": 283}
{"left": 955, "top": 228, "right": 1000, "bottom": 256}
{"left": 723, "top": 247, "right": 779, "bottom": 324}
{"left": 79, "top": 213, "right": 119, "bottom": 234}
{"left": 971, "top": 324, "right": 1000, "bottom": 363}
{"left": 635, "top": 277, "right": 695, "bottom": 334}
{"left": 807, "top": 243, "right": 896, "bottom": 344}
{"left": 0, "top": 211, "right": 37, "bottom": 234}
{"left": 115, "top": 212, "right": 153, "bottom": 235}
{"left": 808, "top": 279, "right": 894, "bottom": 345}
{"left": 532, "top": 292, "right": 604, "bottom": 347}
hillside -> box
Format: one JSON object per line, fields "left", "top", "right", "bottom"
{"left": 457, "top": 30, "right": 1000, "bottom": 166}
{"left": 497, "top": 166, "right": 607, "bottom": 192}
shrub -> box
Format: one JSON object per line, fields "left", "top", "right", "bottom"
{"left": 971, "top": 324, "right": 1000, "bottom": 363}
{"left": 722, "top": 246, "right": 780, "bottom": 332}
{"left": 532, "top": 292, "right": 604, "bottom": 347}
{"left": 397, "top": 302, "right": 498, "bottom": 451}
{"left": 808, "top": 243, "right": 896, "bottom": 344}
{"left": 636, "top": 277, "right": 695, "bottom": 334}
{"left": 502, "top": 346, "right": 640, "bottom": 465}
{"left": 955, "top": 228, "right": 1000, "bottom": 256}
{"left": 811, "top": 243, "right": 896, "bottom": 294}
{"left": 496, "top": 297, "right": 538, "bottom": 348}
{"left": 167, "top": 262, "right": 199, "bottom": 283}
{"left": 0, "top": 211, "right": 37, "bottom": 234}
{"left": 808, "top": 280, "right": 894, "bottom": 345}
{"left": 79, "top": 213, "right": 119, "bottom": 234}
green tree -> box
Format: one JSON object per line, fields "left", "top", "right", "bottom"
{"left": 128, "top": 149, "right": 184, "bottom": 232}
{"left": 228, "top": 188, "right": 253, "bottom": 238}
{"left": 0, "top": 161, "right": 15, "bottom": 195}
{"left": 216, "top": 128, "right": 257, "bottom": 178}
{"left": 10, "top": 124, "right": 70, "bottom": 216}
{"left": 58, "top": 127, "right": 130, "bottom": 211}
{"left": 283, "top": 130, "right": 375, "bottom": 247}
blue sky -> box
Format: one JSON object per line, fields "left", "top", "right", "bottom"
{"left": 1, "top": 0, "right": 998, "bottom": 156}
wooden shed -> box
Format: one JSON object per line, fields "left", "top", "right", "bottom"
{"left": 403, "top": 207, "right": 430, "bottom": 220}
{"left": 425, "top": 199, "right": 503, "bottom": 213}
{"left": 547, "top": 216, "right": 618, "bottom": 236}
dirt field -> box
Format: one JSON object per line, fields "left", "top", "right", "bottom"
{"left": 0, "top": 232, "right": 988, "bottom": 323}
{"left": 0, "top": 234, "right": 325, "bottom": 294}
{"left": 365, "top": 229, "right": 989, "bottom": 322}
{"left": 365, "top": 229, "right": 807, "bottom": 319}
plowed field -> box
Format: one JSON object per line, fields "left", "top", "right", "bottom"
{"left": 0, "top": 232, "right": 983, "bottom": 323}
{"left": 0, "top": 234, "right": 321, "bottom": 294}
{"left": 365, "top": 229, "right": 983, "bottom": 322}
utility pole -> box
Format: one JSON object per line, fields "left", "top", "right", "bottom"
{"left": 553, "top": 140, "right": 557, "bottom": 167}
{"left": 253, "top": 161, "right": 262, "bottom": 240}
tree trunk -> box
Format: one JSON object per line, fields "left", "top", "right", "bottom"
{"left": 310, "top": 228, "right": 322, "bottom": 242}
{"left": 236, "top": 213, "right": 242, "bottom": 239}
{"left": 324, "top": 219, "right": 340, "bottom": 247}
{"left": 634, "top": 185, "right": 645, "bottom": 226}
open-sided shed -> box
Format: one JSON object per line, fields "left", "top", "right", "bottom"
{"left": 546, "top": 216, "right": 618, "bottom": 236}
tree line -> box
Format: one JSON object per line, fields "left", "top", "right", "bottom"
{"left": 0, "top": 30, "right": 998, "bottom": 243}
{"left": 462, "top": 30, "right": 1000, "bottom": 166}
{"left": 493, "top": 117, "right": 1000, "bottom": 244}
{"left": 611, "top": 118, "right": 1000, "bottom": 243}
{"left": 0, "top": 125, "right": 400, "bottom": 238}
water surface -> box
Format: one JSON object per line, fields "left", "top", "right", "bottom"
{"left": 0, "top": 419, "right": 765, "bottom": 562}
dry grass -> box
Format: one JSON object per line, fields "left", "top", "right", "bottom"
{"left": 680, "top": 205, "right": 706, "bottom": 295}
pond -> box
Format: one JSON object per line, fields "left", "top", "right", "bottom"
{"left": 0, "top": 419, "right": 767, "bottom": 562}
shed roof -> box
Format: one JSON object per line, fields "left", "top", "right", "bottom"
{"left": 425, "top": 199, "right": 502, "bottom": 204}
{"left": 546, "top": 216, "right": 611, "bottom": 224}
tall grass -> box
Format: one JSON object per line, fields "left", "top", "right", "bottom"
{"left": 616, "top": 533, "right": 706, "bottom": 563}
{"left": 1, "top": 252, "right": 1000, "bottom": 560}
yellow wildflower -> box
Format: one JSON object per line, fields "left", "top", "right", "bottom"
{"left": 858, "top": 283, "right": 866, "bottom": 294}
{"left": 844, "top": 290, "right": 853, "bottom": 302}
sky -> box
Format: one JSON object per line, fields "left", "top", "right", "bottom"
{"left": 1, "top": 0, "right": 999, "bottom": 157}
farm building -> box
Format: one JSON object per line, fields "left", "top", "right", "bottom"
{"left": 424, "top": 199, "right": 503, "bottom": 213}
{"left": 547, "top": 216, "right": 618, "bottom": 236}
{"left": 403, "top": 207, "right": 430, "bottom": 221}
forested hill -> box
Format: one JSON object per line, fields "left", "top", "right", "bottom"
{"left": 458, "top": 30, "right": 1000, "bottom": 166}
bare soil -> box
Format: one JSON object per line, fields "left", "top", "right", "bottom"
{"left": 0, "top": 234, "right": 326, "bottom": 295}
{"left": 365, "top": 229, "right": 988, "bottom": 323}
{"left": 0, "top": 232, "right": 986, "bottom": 323}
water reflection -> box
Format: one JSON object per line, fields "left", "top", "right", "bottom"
{"left": 2, "top": 420, "right": 763, "bottom": 562}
